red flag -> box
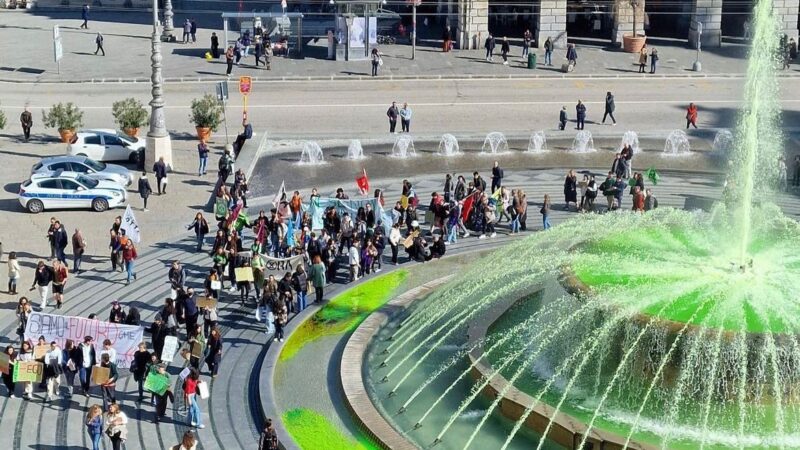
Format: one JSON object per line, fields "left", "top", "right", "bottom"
{"left": 356, "top": 169, "right": 370, "bottom": 196}
{"left": 461, "top": 192, "right": 478, "bottom": 222}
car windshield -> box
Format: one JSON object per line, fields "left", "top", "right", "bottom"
{"left": 76, "top": 175, "right": 99, "bottom": 188}
{"left": 115, "top": 132, "right": 136, "bottom": 145}
{"left": 83, "top": 158, "right": 107, "bottom": 171}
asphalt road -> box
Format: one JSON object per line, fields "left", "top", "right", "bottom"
{"left": 2, "top": 77, "right": 800, "bottom": 140}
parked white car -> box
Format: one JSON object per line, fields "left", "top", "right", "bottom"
{"left": 32, "top": 156, "right": 133, "bottom": 186}
{"left": 19, "top": 171, "right": 127, "bottom": 213}
{"left": 66, "top": 129, "right": 145, "bottom": 163}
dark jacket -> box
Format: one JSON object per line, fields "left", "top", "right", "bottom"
{"left": 501, "top": 40, "right": 510, "bottom": 54}
{"left": 54, "top": 228, "right": 68, "bottom": 250}
{"left": 168, "top": 266, "right": 186, "bottom": 291}
{"left": 484, "top": 36, "right": 495, "bottom": 50}
{"left": 386, "top": 106, "right": 398, "bottom": 120}
{"left": 138, "top": 177, "right": 152, "bottom": 198}
{"left": 132, "top": 350, "right": 151, "bottom": 380}
{"left": 74, "top": 343, "right": 96, "bottom": 368}
{"left": 153, "top": 161, "right": 168, "bottom": 179}
{"left": 491, "top": 166, "right": 504, "bottom": 181}
{"left": 33, "top": 266, "right": 54, "bottom": 287}
{"left": 605, "top": 95, "right": 615, "bottom": 113}
{"left": 576, "top": 103, "right": 587, "bottom": 119}
{"left": 559, "top": 110, "right": 568, "bottom": 123}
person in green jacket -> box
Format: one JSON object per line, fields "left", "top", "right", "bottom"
{"left": 308, "top": 255, "right": 327, "bottom": 304}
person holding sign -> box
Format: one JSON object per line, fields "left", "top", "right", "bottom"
{"left": 187, "top": 324, "right": 206, "bottom": 370}
{"left": 44, "top": 341, "right": 63, "bottom": 402}
{"left": 63, "top": 339, "right": 80, "bottom": 397}
{"left": 2, "top": 346, "right": 17, "bottom": 398}
{"left": 97, "top": 353, "right": 118, "bottom": 411}
{"left": 146, "top": 363, "right": 173, "bottom": 422}
{"left": 17, "top": 341, "right": 34, "bottom": 399}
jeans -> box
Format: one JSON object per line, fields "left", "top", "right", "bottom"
{"left": 297, "top": 291, "right": 307, "bottom": 312}
{"left": 89, "top": 432, "right": 102, "bottom": 450}
{"left": 56, "top": 247, "right": 67, "bottom": 264}
{"left": 542, "top": 214, "right": 551, "bottom": 230}
{"left": 125, "top": 260, "right": 136, "bottom": 282}
{"left": 602, "top": 111, "right": 616, "bottom": 124}
{"left": 650, "top": 60, "right": 657, "bottom": 73}
{"left": 73, "top": 253, "right": 83, "bottom": 273}
{"left": 401, "top": 119, "right": 410, "bottom": 133}
{"left": 577, "top": 117, "right": 585, "bottom": 130}
{"left": 101, "top": 385, "right": 116, "bottom": 412}
{"left": 511, "top": 216, "right": 521, "bottom": 233}
{"left": 389, "top": 119, "right": 397, "bottom": 133}
{"left": 8, "top": 277, "right": 17, "bottom": 294}
{"left": 137, "top": 377, "right": 145, "bottom": 399}
{"left": 199, "top": 156, "right": 208, "bottom": 175}
{"left": 371, "top": 61, "right": 378, "bottom": 76}
{"left": 522, "top": 44, "right": 529, "bottom": 57}
{"left": 390, "top": 244, "right": 399, "bottom": 263}
{"left": 79, "top": 366, "right": 91, "bottom": 392}
{"left": 189, "top": 394, "right": 203, "bottom": 425}
{"left": 447, "top": 225, "right": 458, "bottom": 243}
{"left": 195, "top": 234, "right": 205, "bottom": 252}
{"left": 544, "top": 50, "right": 552, "bottom": 65}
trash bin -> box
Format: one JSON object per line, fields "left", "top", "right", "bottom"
{"left": 527, "top": 53, "right": 536, "bottom": 69}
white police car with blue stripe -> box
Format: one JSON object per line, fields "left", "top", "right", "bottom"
{"left": 19, "top": 170, "right": 127, "bottom": 213}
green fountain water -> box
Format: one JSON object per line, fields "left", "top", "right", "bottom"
{"left": 365, "top": 1, "right": 798, "bottom": 448}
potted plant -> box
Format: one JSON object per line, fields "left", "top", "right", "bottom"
{"left": 112, "top": 98, "right": 149, "bottom": 137}
{"left": 42, "top": 102, "right": 84, "bottom": 143}
{"left": 189, "top": 94, "right": 223, "bottom": 142}
{"left": 622, "top": 0, "right": 646, "bottom": 53}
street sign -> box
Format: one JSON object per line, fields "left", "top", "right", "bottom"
{"left": 53, "top": 25, "right": 60, "bottom": 40}
{"left": 216, "top": 81, "right": 229, "bottom": 103}
{"left": 239, "top": 76, "right": 252, "bottom": 95}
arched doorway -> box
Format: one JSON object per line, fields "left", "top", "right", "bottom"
{"left": 721, "top": 0, "right": 753, "bottom": 38}
{"left": 644, "top": 0, "right": 691, "bottom": 39}
{"left": 566, "top": 0, "right": 613, "bottom": 41}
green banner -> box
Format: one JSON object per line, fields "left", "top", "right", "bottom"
{"left": 144, "top": 372, "right": 170, "bottom": 396}
{"left": 13, "top": 361, "right": 43, "bottom": 383}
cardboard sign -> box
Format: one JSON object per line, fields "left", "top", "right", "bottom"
{"left": 144, "top": 372, "right": 170, "bottom": 396}
{"left": 13, "top": 361, "right": 43, "bottom": 383}
{"left": 197, "top": 297, "right": 218, "bottom": 309}
{"left": 0, "top": 354, "right": 10, "bottom": 375}
{"left": 92, "top": 365, "right": 111, "bottom": 385}
{"left": 191, "top": 341, "right": 204, "bottom": 359}
{"left": 235, "top": 267, "right": 255, "bottom": 282}
{"left": 179, "top": 367, "right": 191, "bottom": 380}
{"left": 239, "top": 76, "right": 252, "bottom": 95}
{"left": 33, "top": 345, "right": 48, "bottom": 360}
{"left": 161, "top": 336, "right": 179, "bottom": 363}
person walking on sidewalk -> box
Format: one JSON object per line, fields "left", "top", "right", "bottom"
{"left": 182, "top": 19, "right": 192, "bottom": 44}
{"left": 602, "top": 92, "right": 617, "bottom": 125}
{"left": 522, "top": 29, "right": 532, "bottom": 57}
{"left": 399, "top": 103, "right": 412, "bottom": 133}
{"left": 138, "top": 172, "right": 152, "bottom": 211}
{"left": 190, "top": 18, "right": 197, "bottom": 43}
{"left": 225, "top": 46, "right": 235, "bottom": 77}
{"left": 122, "top": 240, "right": 137, "bottom": 285}
{"left": 72, "top": 228, "right": 86, "bottom": 274}
{"left": 197, "top": 140, "right": 209, "bottom": 176}
{"left": 543, "top": 36, "right": 553, "bottom": 66}
{"left": 566, "top": 43, "right": 578, "bottom": 68}
{"left": 575, "top": 100, "right": 587, "bottom": 130}
{"left": 371, "top": 48, "right": 382, "bottom": 77}
{"left": 210, "top": 32, "right": 220, "bottom": 58}
{"left": 649, "top": 47, "right": 659, "bottom": 73}
{"left": 153, "top": 157, "right": 168, "bottom": 195}
{"left": 500, "top": 37, "right": 510, "bottom": 65}
{"left": 386, "top": 102, "right": 399, "bottom": 133}
{"left": 484, "top": 34, "right": 495, "bottom": 62}
{"left": 686, "top": 103, "right": 698, "bottom": 129}
{"left": 80, "top": 4, "right": 90, "bottom": 29}
{"left": 20, "top": 107, "right": 32, "bottom": 142}
{"left": 559, "top": 106, "right": 568, "bottom": 130}
{"left": 94, "top": 32, "right": 105, "bottom": 56}
{"left": 638, "top": 45, "right": 648, "bottom": 73}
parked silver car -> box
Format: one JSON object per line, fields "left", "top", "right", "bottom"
{"left": 31, "top": 156, "right": 133, "bottom": 186}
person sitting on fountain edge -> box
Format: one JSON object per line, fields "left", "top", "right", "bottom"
{"left": 233, "top": 119, "right": 253, "bottom": 158}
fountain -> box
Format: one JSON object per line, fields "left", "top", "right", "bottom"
{"left": 437, "top": 134, "right": 461, "bottom": 156}
{"left": 361, "top": 1, "right": 797, "bottom": 449}
{"left": 481, "top": 132, "right": 509, "bottom": 154}
{"left": 391, "top": 135, "right": 416, "bottom": 158}
{"left": 663, "top": 130, "right": 691, "bottom": 155}
{"left": 619, "top": 130, "right": 640, "bottom": 153}
{"left": 298, "top": 141, "right": 324, "bottom": 165}
{"left": 569, "top": 131, "right": 595, "bottom": 153}
{"left": 527, "top": 131, "right": 547, "bottom": 153}
{"left": 346, "top": 139, "right": 365, "bottom": 160}
{"left": 712, "top": 129, "right": 735, "bottom": 155}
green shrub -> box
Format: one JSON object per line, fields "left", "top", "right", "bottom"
{"left": 42, "top": 102, "right": 84, "bottom": 131}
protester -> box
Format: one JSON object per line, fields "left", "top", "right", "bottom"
{"left": 77, "top": 336, "right": 96, "bottom": 395}
{"left": 7, "top": 251, "right": 20, "bottom": 294}
{"left": 98, "top": 353, "right": 119, "bottom": 412}
{"left": 51, "top": 259, "right": 68, "bottom": 309}
{"left": 205, "top": 327, "right": 222, "bottom": 377}
{"left": 31, "top": 260, "right": 53, "bottom": 310}
{"left": 184, "top": 368, "right": 205, "bottom": 428}
{"left": 259, "top": 418, "right": 279, "bottom": 450}
{"left": 686, "top": 102, "right": 698, "bottom": 129}
{"left": 86, "top": 404, "right": 104, "bottom": 450}
{"left": 44, "top": 341, "right": 62, "bottom": 402}
{"left": 104, "top": 403, "right": 128, "bottom": 450}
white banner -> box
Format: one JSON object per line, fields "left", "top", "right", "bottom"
{"left": 272, "top": 180, "right": 286, "bottom": 207}
{"left": 24, "top": 312, "right": 143, "bottom": 369}
{"left": 261, "top": 254, "right": 305, "bottom": 279}
{"left": 121, "top": 205, "right": 141, "bottom": 244}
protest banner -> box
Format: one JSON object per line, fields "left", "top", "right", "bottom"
{"left": 308, "top": 197, "right": 392, "bottom": 234}
{"left": 144, "top": 372, "right": 170, "bottom": 396}
{"left": 33, "top": 345, "right": 48, "bottom": 360}
{"left": 0, "top": 353, "right": 9, "bottom": 375}
{"left": 24, "top": 312, "right": 144, "bottom": 369}
{"left": 234, "top": 267, "right": 255, "bottom": 282}
{"left": 262, "top": 254, "right": 304, "bottom": 280}
{"left": 161, "top": 336, "right": 179, "bottom": 363}
{"left": 197, "top": 297, "right": 218, "bottom": 309}
{"left": 13, "top": 361, "right": 43, "bottom": 383}
{"left": 92, "top": 365, "right": 111, "bottom": 385}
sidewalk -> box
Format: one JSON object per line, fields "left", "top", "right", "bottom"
{"left": 2, "top": 9, "right": 799, "bottom": 83}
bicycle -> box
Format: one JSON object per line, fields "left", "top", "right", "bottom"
{"left": 377, "top": 35, "right": 396, "bottom": 45}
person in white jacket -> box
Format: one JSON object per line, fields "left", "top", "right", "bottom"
{"left": 348, "top": 240, "right": 361, "bottom": 282}
{"left": 44, "top": 342, "right": 63, "bottom": 401}
{"left": 388, "top": 223, "right": 402, "bottom": 264}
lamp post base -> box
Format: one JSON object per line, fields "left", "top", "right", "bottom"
{"left": 145, "top": 134, "right": 174, "bottom": 171}
{"left": 692, "top": 60, "right": 702, "bottom": 72}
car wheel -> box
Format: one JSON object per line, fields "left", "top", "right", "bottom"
{"left": 27, "top": 199, "right": 44, "bottom": 214}
{"left": 77, "top": 153, "right": 88, "bottom": 158}
{"left": 92, "top": 198, "right": 109, "bottom": 212}
{"left": 129, "top": 150, "right": 141, "bottom": 164}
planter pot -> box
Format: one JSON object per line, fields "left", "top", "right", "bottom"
{"left": 622, "top": 34, "right": 647, "bottom": 53}
{"left": 123, "top": 127, "right": 140, "bottom": 138}
{"left": 58, "top": 129, "right": 76, "bottom": 144}
{"left": 196, "top": 126, "right": 212, "bottom": 142}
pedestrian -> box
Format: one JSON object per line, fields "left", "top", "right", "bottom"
{"left": 575, "top": 100, "right": 586, "bottom": 130}
{"left": 44, "top": 341, "right": 63, "bottom": 402}
{"left": 491, "top": 160, "right": 504, "bottom": 193}
{"left": 218, "top": 148, "right": 234, "bottom": 183}
{"left": 559, "top": 106, "right": 567, "bottom": 130}
{"left": 51, "top": 259, "right": 68, "bottom": 309}
{"left": 649, "top": 47, "right": 658, "bottom": 73}
{"left": 225, "top": 46, "right": 234, "bottom": 77}
{"left": 259, "top": 418, "right": 279, "bottom": 450}
{"left": 176, "top": 430, "right": 198, "bottom": 450}
{"left": 540, "top": 194, "right": 552, "bottom": 230}
{"left": 197, "top": 140, "right": 209, "bottom": 176}
{"left": 632, "top": 186, "right": 645, "bottom": 212}
{"left": 62, "top": 339, "right": 80, "bottom": 397}
{"left": 7, "top": 251, "right": 20, "bottom": 295}
{"left": 792, "top": 155, "right": 800, "bottom": 187}
{"left": 188, "top": 212, "right": 209, "bottom": 252}
{"left": 1, "top": 345, "right": 15, "bottom": 397}
{"left": 151, "top": 363, "right": 174, "bottom": 422}
{"left": 563, "top": 170, "right": 577, "bottom": 211}
{"left": 399, "top": 103, "right": 412, "bottom": 133}
{"left": 386, "top": 101, "right": 399, "bottom": 133}
{"left": 308, "top": 255, "right": 326, "bottom": 304}
{"left": 543, "top": 36, "right": 553, "bottom": 66}
{"left": 370, "top": 47, "right": 382, "bottom": 76}
{"left": 743, "top": 18, "right": 751, "bottom": 40}
{"left": 644, "top": 188, "right": 658, "bottom": 211}
{"left": 77, "top": 336, "right": 96, "bottom": 395}
{"left": 182, "top": 19, "right": 191, "bottom": 44}
{"left": 122, "top": 240, "right": 137, "bottom": 284}
{"left": 602, "top": 91, "right": 616, "bottom": 125}
{"left": 98, "top": 353, "right": 118, "bottom": 412}
{"left": 138, "top": 172, "right": 152, "bottom": 211}
{"left": 484, "top": 34, "right": 495, "bottom": 62}
{"left": 153, "top": 156, "right": 168, "bottom": 195}
{"left": 147, "top": 315, "right": 168, "bottom": 359}
{"left": 94, "top": 32, "right": 105, "bottom": 56}
{"left": 86, "top": 404, "right": 104, "bottom": 450}
{"left": 15, "top": 298, "right": 31, "bottom": 345}
{"left": 638, "top": 44, "right": 648, "bottom": 73}
{"left": 205, "top": 327, "right": 222, "bottom": 377}
{"left": 500, "top": 36, "right": 510, "bottom": 65}
{"left": 125, "top": 306, "right": 141, "bottom": 326}
{"left": 349, "top": 239, "right": 361, "bottom": 281}
{"left": 104, "top": 403, "right": 128, "bottom": 450}
{"left": 53, "top": 220, "right": 68, "bottom": 264}
{"left": 291, "top": 265, "right": 309, "bottom": 312}
{"left": 71, "top": 229, "right": 86, "bottom": 274}
{"left": 522, "top": 29, "right": 532, "bottom": 57}
{"left": 81, "top": 4, "right": 90, "bottom": 29}
{"left": 686, "top": 102, "right": 698, "bottom": 129}
{"left": 31, "top": 260, "right": 53, "bottom": 310}
{"left": 566, "top": 43, "right": 577, "bottom": 68}
{"left": 442, "top": 25, "right": 452, "bottom": 52}
{"left": 109, "top": 301, "right": 126, "bottom": 323}
{"left": 129, "top": 342, "right": 149, "bottom": 402}
{"left": 210, "top": 32, "right": 220, "bottom": 58}
{"left": 232, "top": 119, "right": 253, "bottom": 158}
{"left": 20, "top": 107, "right": 32, "bottom": 142}
{"left": 190, "top": 18, "right": 197, "bottom": 43}
{"left": 17, "top": 342, "right": 34, "bottom": 399}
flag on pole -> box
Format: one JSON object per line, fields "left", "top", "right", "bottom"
{"left": 356, "top": 169, "right": 370, "bottom": 196}
{"left": 461, "top": 192, "right": 479, "bottom": 223}
{"left": 226, "top": 201, "right": 243, "bottom": 227}
{"left": 286, "top": 215, "right": 296, "bottom": 247}
{"left": 121, "top": 205, "right": 141, "bottom": 244}
{"left": 272, "top": 180, "right": 286, "bottom": 206}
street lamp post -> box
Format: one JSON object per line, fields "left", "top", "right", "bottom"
{"left": 693, "top": 21, "right": 703, "bottom": 72}
{"left": 161, "top": 0, "right": 174, "bottom": 42}
{"left": 146, "top": 0, "right": 173, "bottom": 170}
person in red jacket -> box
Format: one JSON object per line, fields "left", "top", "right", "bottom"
{"left": 686, "top": 103, "right": 698, "bottom": 129}
{"left": 122, "top": 241, "right": 138, "bottom": 284}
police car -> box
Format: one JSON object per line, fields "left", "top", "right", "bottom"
{"left": 19, "top": 171, "right": 128, "bottom": 214}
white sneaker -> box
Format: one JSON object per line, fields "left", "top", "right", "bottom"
{"left": 491, "top": 232, "right": 497, "bottom": 238}
{"left": 197, "top": 424, "right": 206, "bottom": 429}
{"left": 479, "top": 235, "right": 487, "bottom": 240}
{"left": 143, "top": 209, "right": 149, "bottom": 212}
{"left": 279, "top": 338, "right": 284, "bottom": 342}
{"left": 273, "top": 337, "right": 278, "bottom": 341}
{"left": 228, "top": 287, "right": 237, "bottom": 293}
